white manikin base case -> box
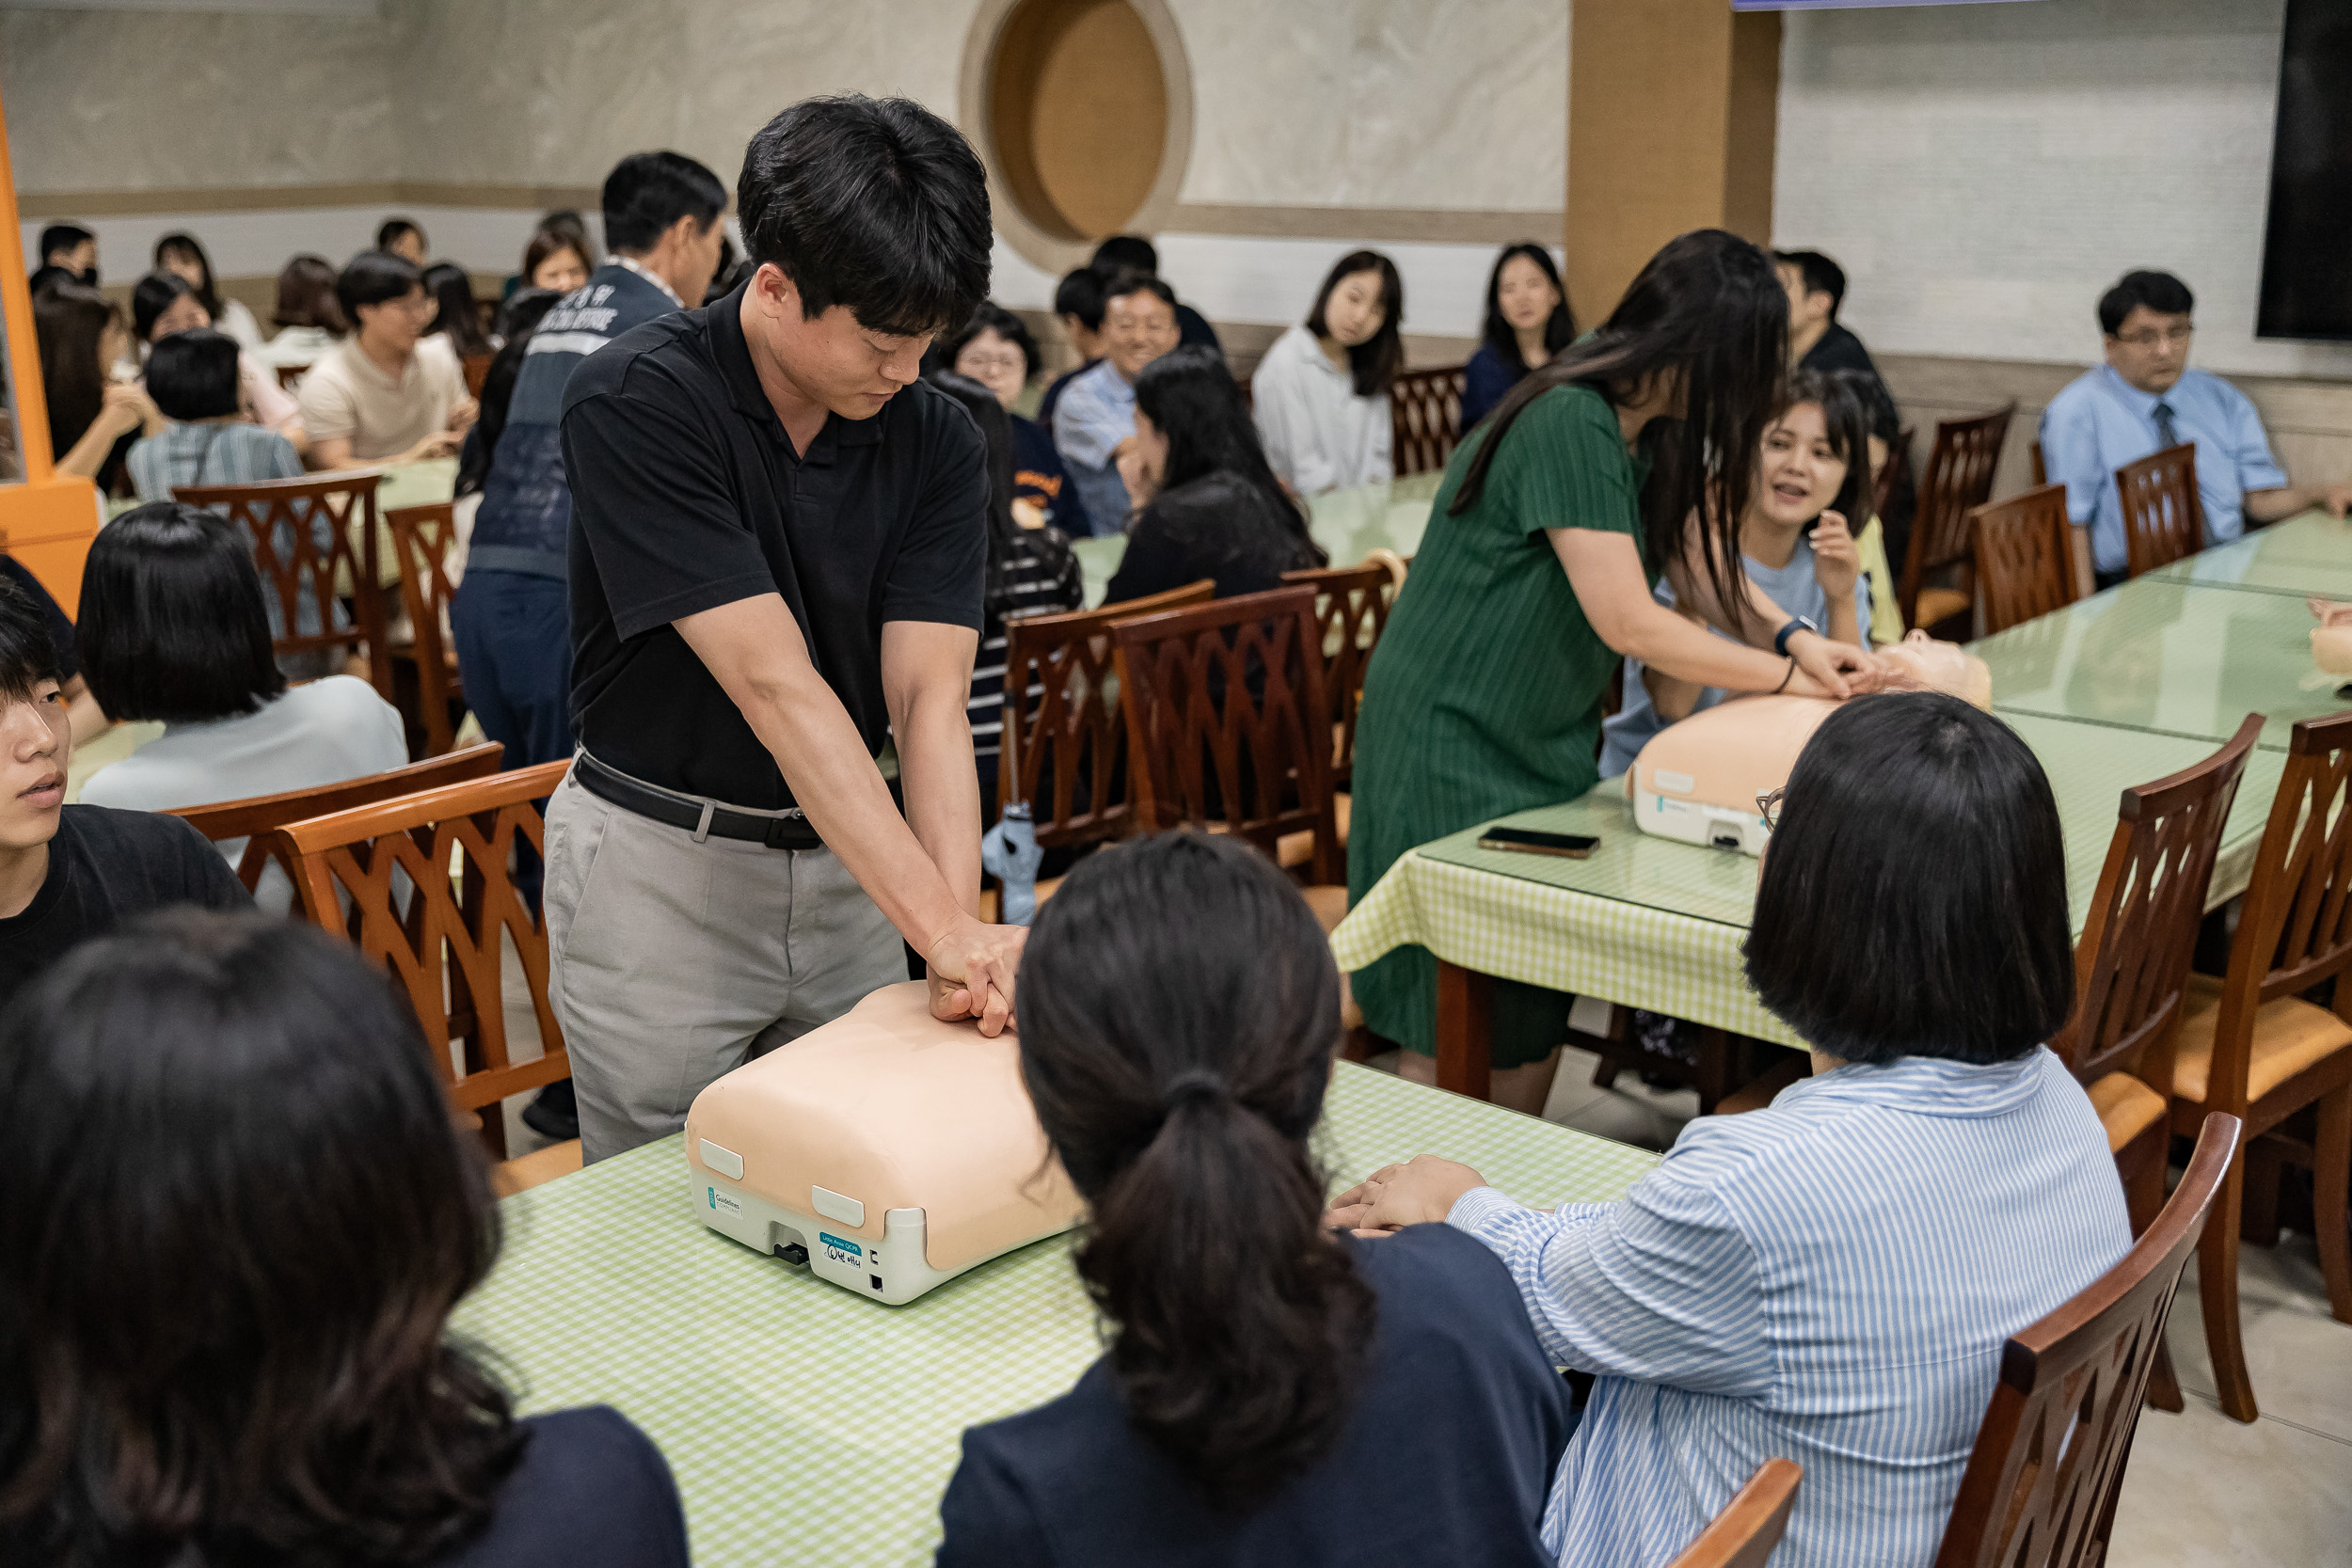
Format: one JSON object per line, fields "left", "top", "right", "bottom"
{"left": 682, "top": 982, "right": 1084, "bottom": 1307}
{"left": 1628, "top": 693, "right": 1834, "bottom": 859}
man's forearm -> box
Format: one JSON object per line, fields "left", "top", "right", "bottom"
{"left": 2246, "top": 485, "right": 2318, "bottom": 524}
{"left": 896, "top": 698, "right": 982, "bottom": 923}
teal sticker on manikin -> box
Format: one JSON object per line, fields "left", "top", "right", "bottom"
{"left": 818, "top": 1231, "right": 863, "bottom": 1259}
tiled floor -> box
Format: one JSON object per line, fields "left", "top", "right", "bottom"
{"left": 1372, "top": 1042, "right": 2352, "bottom": 1564}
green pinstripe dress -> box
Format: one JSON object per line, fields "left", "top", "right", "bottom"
{"left": 1347, "top": 383, "right": 1651, "bottom": 1065}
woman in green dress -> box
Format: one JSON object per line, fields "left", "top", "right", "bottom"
{"left": 1349, "top": 230, "right": 1885, "bottom": 1113}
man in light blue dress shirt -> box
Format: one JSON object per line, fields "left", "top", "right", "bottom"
{"left": 2040, "top": 269, "right": 2351, "bottom": 587}
{"left": 1050, "top": 274, "right": 1180, "bottom": 534}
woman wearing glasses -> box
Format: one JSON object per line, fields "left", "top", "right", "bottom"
{"left": 1345, "top": 230, "right": 1885, "bottom": 1114}
{"left": 1333, "top": 692, "right": 2133, "bottom": 1568}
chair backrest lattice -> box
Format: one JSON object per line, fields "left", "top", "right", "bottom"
{"left": 1279, "top": 560, "right": 1400, "bottom": 785}
{"left": 2056, "top": 715, "right": 2262, "bottom": 1090}
{"left": 2117, "top": 443, "right": 2203, "bottom": 579}
{"left": 387, "top": 501, "right": 466, "bottom": 755}
{"left": 1111, "top": 585, "right": 1343, "bottom": 884}
{"left": 1874, "top": 425, "right": 1915, "bottom": 534}
{"left": 176, "top": 472, "right": 389, "bottom": 697}
{"left": 1899, "top": 404, "right": 2014, "bottom": 633}
{"left": 1972, "top": 483, "right": 2078, "bottom": 636}
{"left": 1390, "top": 363, "right": 1467, "bottom": 477}
{"left": 998, "top": 579, "right": 1216, "bottom": 848}
{"left": 1931, "top": 1113, "right": 2241, "bottom": 1568}
{"left": 1662, "top": 1459, "right": 1804, "bottom": 1568}
{"left": 277, "top": 758, "right": 571, "bottom": 1159}
{"left": 167, "top": 742, "right": 504, "bottom": 895}
{"left": 2203, "top": 709, "right": 2352, "bottom": 1114}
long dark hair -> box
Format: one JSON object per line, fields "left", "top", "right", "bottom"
{"left": 153, "top": 230, "right": 224, "bottom": 320}
{"left": 927, "top": 370, "right": 1075, "bottom": 621}
{"left": 1448, "top": 229, "right": 1787, "bottom": 631}
{"left": 1306, "top": 249, "right": 1404, "bottom": 398}
{"left": 272, "top": 254, "right": 348, "bottom": 334}
{"left": 1016, "top": 832, "right": 1373, "bottom": 1509}
{"left": 422, "top": 261, "right": 491, "bottom": 356}
{"left": 132, "top": 269, "right": 201, "bottom": 344}
{"left": 1769, "top": 367, "right": 1874, "bottom": 532}
{"left": 33, "top": 281, "right": 120, "bottom": 461}
{"left": 1480, "top": 242, "right": 1575, "bottom": 374}
{"left": 0, "top": 911, "right": 528, "bottom": 1563}
{"left": 1135, "top": 347, "right": 1326, "bottom": 568}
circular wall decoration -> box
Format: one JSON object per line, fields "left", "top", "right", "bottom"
{"left": 961, "top": 0, "right": 1193, "bottom": 275}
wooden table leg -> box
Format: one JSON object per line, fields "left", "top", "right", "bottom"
{"left": 1434, "top": 959, "right": 1493, "bottom": 1102}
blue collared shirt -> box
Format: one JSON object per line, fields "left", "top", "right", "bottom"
{"left": 1448, "top": 1047, "right": 2131, "bottom": 1568}
{"left": 1049, "top": 358, "right": 1136, "bottom": 535}
{"left": 2039, "top": 363, "right": 2286, "bottom": 574}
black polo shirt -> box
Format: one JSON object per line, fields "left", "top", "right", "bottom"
{"left": 562, "top": 282, "right": 987, "bottom": 808}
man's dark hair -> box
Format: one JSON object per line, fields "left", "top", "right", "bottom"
{"left": 40, "top": 223, "right": 92, "bottom": 264}
{"left": 1103, "top": 271, "right": 1176, "bottom": 313}
{"left": 1090, "top": 235, "right": 1157, "bottom": 277}
{"left": 736, "top": 95, "right": 991, "bottom": 338}
{"left": 1054, "top": 266, "right": 1106, "bottom": 332}
{"left": 2098, "top": 269, "right": 2195, "bottom": 337}
{"left": 1744, "top": 694, "right": 2075, "bottom": 1066}
{"left": 144, "top": 329, "right": 242, "bottom": 422}
{"left": 0, "top": 910, "right": 526, "bottom": 1565}
{"left": 75, "top": 502, "right": 286, "bottom": 724}
{"left": 1773, "top": 249, "right": 1847, "bottom": 318}
{"left": 942, "top": 300, "right": 1041, "bottom": 382}
{"left": 601, "top": 150, "right": 727, "bottom": 255}
{"left": 0, "top": 572, "right": 63, "bottom": 702}
{"left": 374, "top": 216, "right": 424, "bottom": 253}
{"left": 336, "top": 249, "right": 423, "bottom": 325}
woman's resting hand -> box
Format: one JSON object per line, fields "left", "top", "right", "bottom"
{"left": 1324, "top": 1154, "right": 1489, "bottom": 1234}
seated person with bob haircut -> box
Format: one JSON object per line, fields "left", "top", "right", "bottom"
{"left": 0, "top": 910, "right": 689, "bottom": 1566}
{"left": 74, "top": 502, "right": 407, "bottom": 911}
{"left": 1332, "top": 693, "right": 2133, "bottom": 1568}
{"left": 937, "top": 832, "right": 1573, "bottom": 1567}
{"left": 2042, "top": 268, "right": 2352, "bottom": 589}
{"left": 125, "top": 329, "right": 306, "bottom": 502}
{"left": 0, "top": 577, "right": 248, "bottom": 1011}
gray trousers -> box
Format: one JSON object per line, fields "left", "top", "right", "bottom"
{"left": 543, "top": 765, "right": 906, "bottom": 1164}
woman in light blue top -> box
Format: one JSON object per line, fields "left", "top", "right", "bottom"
{"left": 1599, "top": 369, "right": 1874, "bottom": 778}
{"left": 1333, "top": 692, "right": 2133, "bottom": 1568}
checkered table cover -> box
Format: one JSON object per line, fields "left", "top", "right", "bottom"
{"left": 1329, "top": 713, "right": 2283, "bottom": 1048}
{"left": 452, "top": 1061, "right": 1657, "bottom": 1568}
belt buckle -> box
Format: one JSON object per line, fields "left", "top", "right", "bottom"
{"left": 763, "top": 816, "right": 801, "bottom": 850}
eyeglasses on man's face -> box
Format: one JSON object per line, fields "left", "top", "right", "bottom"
{"left": 1756, "top": 786, "right": 1786, "bottom": 832}
{"left": 2115, "top": 324, "right": 2194, "bottom": 350}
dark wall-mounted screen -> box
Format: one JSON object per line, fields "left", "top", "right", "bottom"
{"left": 2258, "top": 0, "right": 2352, "bottom": 341}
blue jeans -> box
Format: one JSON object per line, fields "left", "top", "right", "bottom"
{"left": 452, "top": 568, "right": 574, "bottom": 768}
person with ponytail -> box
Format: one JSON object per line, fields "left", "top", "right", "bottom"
{"left": 1344, "top": 230, "right": 1886, "bottom": 1115}
{"left": 936, "top": 832, "right": 1572, "bottom": 1566}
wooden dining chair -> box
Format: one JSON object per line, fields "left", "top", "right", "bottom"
{"left": 1389, "top": 363, "right": 1467, "bottom": 476}
{"left": 1971, "top": 483, "right": 2078, "bottom": 636}
{"left": 274, "top": 363, "right": 305, "bottom": 391}
{"left": 1873, "top": 425, "right": 1914, "bottom": 545}
{"left": 166, "top": 741, "right": 504, "bottom": 896}
{"left": 462, "top": 352, "right": 493, "bottom": 400}
{"left": 386, "top": 501, "right": 467, "bottom": 756}
{"left": 2156, "top": 708, "right": 2352, "bottom": 1423}
{"left": 998, "top": 579, "right": 1216, "bottom": 848}
{"left": 1662, "top": 1459, "right": 1803, "bottom": 1568}
{"left": 2116, "top": 443, "right": 2203, "bottom": 579}
{"left": 276, "top": 757, "right": 573, "bottom": 1168}
{"left": 1898, "top": 404, "right": 2014, "bottom": 641}
{"left": 2055, "top": 712, "right": 2261, "bottom": 1411}
{"left": 1111, "top": 584, "right": 1344, "bottom": 896}
{"left": 1930, "top": 1112, "right": 2241, "bottom": 1568}
{"left": 1279, "top": 558, "right": 1400, "bottom": 789}
{"left": 177, "top": 472, "right": 390, "bottom": 698}
{"left": 2030, "top": 438, "right": 2047, "bottom": 488}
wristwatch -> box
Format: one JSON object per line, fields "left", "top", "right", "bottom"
{"left": 1773, "top": 616, "right": 1820, "bottom": 657}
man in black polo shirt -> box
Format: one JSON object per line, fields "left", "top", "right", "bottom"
{"left": 549, "top": 95, "right": 1025, "bottom": 1163}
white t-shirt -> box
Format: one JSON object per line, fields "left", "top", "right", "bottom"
{"left": 295, "top": 334, "right": 468, "bottom": 461}
{"left": 215, "top": 297, "right": 265, "bottom": 353}
{"left": 77, "top": 675, "right": 408, "bottom": 911}
{"left": 1250, "top": 323, "right": 1393, "bottom": 497}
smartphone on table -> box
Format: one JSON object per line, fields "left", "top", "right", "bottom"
{"left": 1476, "top": 826, "right": 1599, "bottom": 860}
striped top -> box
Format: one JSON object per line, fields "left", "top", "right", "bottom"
{"left": 969, "top": 530, "right": 1085, "bottom": 780}
{"left": 1448, "top": 1048, "right": 2132, "bottom": 1568}
{"left": 125, "top": 420, "right": 303, "bottom": 503}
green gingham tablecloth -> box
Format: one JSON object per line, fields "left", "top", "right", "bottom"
{"left": 452, "top": 1060, "right": 1658, "bottom": 1568}
{"left": 1329, "top": 713, "right": 2287, "bottom": 1050}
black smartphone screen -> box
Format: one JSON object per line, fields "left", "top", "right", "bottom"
{"left": 1476, "top": 826, "right": 1599, "bottom": 859}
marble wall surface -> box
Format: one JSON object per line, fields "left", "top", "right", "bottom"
{"left": 1774, "top": 0, "right": 2352, "bottom": 380}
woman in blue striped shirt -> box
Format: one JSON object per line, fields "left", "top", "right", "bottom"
{"left": 1333, "top": 693, "right": 2134, "bottom": 1568}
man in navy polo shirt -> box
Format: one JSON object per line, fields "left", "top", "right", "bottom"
{"left": 548, "top": 97, "right": 1027, "bottom": 1163}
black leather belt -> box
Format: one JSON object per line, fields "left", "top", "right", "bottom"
{"left": 573, "top": 752, "right": 822, "bottom": 851}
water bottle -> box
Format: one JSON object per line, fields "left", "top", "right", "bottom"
{"left": 982, "top": 801, "right": 1042, "bottom": 925}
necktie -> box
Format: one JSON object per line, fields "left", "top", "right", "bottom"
{"left": 2153, "top": 400, "right": 2179, "bottom": 450}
